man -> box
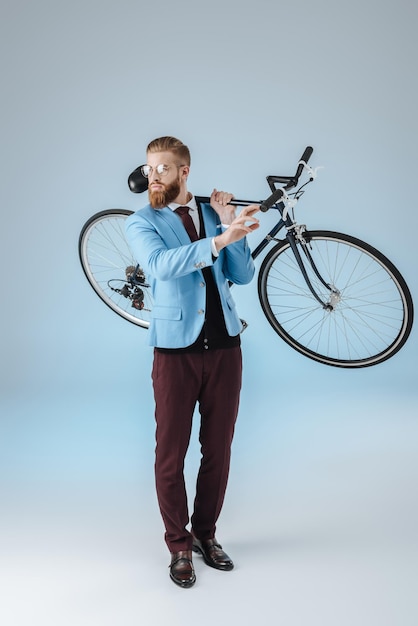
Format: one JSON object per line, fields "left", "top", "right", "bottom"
{"left": 125, "top": 136, "right": 259, "bottom": 588}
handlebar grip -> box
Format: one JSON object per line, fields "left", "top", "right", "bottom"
{"left": 295, "top": 146, "right": 313, "bottom": 180}
{"left": 260, "top": 187, "right": 284, "bottom": 212}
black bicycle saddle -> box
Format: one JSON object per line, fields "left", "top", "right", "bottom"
{"left": 128, "top": 166, "right": 148, "bottom": 193}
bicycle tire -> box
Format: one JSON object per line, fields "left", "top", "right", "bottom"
{"left": 78, "top": 209, "right": 153, "bottom": 328}
{"left": 258, "top": 230, "right": 413, "bottom": 368}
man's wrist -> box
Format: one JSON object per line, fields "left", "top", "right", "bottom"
{"left": 211, "top": 237, "right": 220, "bottom": 257}
{"left": 213, "top": 234, "right": 226, "bottom": 253}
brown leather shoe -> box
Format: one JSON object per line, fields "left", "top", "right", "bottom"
{"left": 169, "top": 550, "right": 196, "bottom": 588}
{"left": 192, "top": 537, "right": 234, "bottom": 571}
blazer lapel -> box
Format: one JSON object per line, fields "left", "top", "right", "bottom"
{"left": 154, "top": 207, "right": 190, "bottom": 245}
{"left": 151, "top": 201, "right": 219, "bottom": 244}
{"left": 198, "top": 201, "right": 219, "bottom": 238}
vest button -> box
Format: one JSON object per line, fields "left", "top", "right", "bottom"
{"left": 197, "top": 309, "right": 204, "bottom": 314}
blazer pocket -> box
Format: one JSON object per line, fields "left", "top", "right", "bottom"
{"left": 152, "top": 305, "right": 182, "bottom": 321}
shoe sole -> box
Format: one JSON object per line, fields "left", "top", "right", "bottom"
{"left": 169, "top": 572, "right": 196, "bottom": 588}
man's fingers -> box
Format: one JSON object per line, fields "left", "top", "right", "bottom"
{"left": 211, "top": 189, "right": 234, "bottom": 206}
{"left": 235, "top": 214, "right": 259, "bottom": 226}
{"left": 241, "top": 204, "right": 260, "bottom": 216}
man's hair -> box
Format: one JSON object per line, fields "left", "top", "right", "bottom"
{"left": 146, "top": 136, "right": 191, "bottom": 166}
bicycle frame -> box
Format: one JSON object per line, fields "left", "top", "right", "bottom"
{"left": 80, "top": 145, "right": 413, "bottom": 366}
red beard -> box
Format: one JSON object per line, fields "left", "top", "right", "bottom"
{"left": 149, "top": 178, "right": 181, "bottom": 209}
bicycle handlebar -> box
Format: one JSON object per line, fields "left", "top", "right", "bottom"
{"left": 296, "top": 146, "right": 314, "bottom": 179}
{"left": 259, "top": 188, "right": 284, "bottom": 213}
{"left": 260, "top": 146, "right": 313, "bottom": 212}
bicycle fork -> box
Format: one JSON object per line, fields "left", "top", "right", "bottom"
{"left": 252, "top": 206, "right": 338, "bottom": 312}
{"left": 286, "top": 228, "right": 339, "bottom": 312}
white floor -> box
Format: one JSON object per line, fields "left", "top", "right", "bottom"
{"left": 1, "top": 391, "right": 417, "bottom": 626}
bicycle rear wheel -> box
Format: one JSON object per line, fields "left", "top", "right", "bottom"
{"left": 79, "top": 209, "right": 153, "bottom": 328}
{"left": 258, "top": 230, "right": 413, "bottom": 367}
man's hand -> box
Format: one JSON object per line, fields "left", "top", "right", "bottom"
{"left": 210, "top": 189, "right": 236, "bottom": 225}
{"left": 214, "top": 205, "right": 260, "bottom": 252}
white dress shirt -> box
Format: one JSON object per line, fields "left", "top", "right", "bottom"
{"left": 169, "top": 197, "right": 221, "bottom": 257}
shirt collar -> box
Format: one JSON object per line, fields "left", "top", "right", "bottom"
{"left": 168, "top": 196, "right": 197, "bottom": 212}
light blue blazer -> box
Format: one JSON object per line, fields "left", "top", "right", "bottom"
{"left": 125, "top": 201, "right": 255, "bottom": 348}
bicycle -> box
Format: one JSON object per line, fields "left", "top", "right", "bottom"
{"left": 79, "top": 147, "right": 414, "bottom": 368}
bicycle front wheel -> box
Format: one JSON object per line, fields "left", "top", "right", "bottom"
{"left": 258, "top": 231, "right": 413, "bottom": 367}
{"left": 79, "top": 209, "right": 153, "bottom": 328}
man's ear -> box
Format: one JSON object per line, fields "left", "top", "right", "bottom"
{"left": 180, "top": 165, "right": 190, "bottom": 180}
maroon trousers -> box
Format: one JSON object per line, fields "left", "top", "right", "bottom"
{"left": 152, "top": 346, "right": 242, "bottom": 553}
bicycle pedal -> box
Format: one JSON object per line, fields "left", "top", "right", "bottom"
{"left": 240, "top": 319, "right": 248, "bottom": 333}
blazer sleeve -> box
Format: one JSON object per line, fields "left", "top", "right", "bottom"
{"left": 219, "top": 237, "right": 255, "bottom": 285}
{"left": 125, "top": 208, "right": 215, "bottom": 282}
{"left": 198, "top": 201, "right": 255, "bottom": 286}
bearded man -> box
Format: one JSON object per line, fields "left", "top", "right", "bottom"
{"left": 125, "top": 136, "right": 259, "bottom": 588}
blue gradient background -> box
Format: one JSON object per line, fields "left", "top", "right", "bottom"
{"left": 1, "top": 1, "right": 417, "bottom": 624}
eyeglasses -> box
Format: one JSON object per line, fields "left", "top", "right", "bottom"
{"left": 140, "top": 163, "right": 185, "bottom": 178}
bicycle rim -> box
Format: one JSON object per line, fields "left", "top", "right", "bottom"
{"left": 79, "top": 209, "right": 152, "bottom": 328}
{"left": 258, "top": 231, "right": 414, "bottom": 367}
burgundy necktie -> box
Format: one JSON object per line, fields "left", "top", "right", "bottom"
{"left": 175, "top": 206, "right": 199, "bottom": 242}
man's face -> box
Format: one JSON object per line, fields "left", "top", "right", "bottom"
{"left": 146, "top": 151, "right": 187, "bottom": 209}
